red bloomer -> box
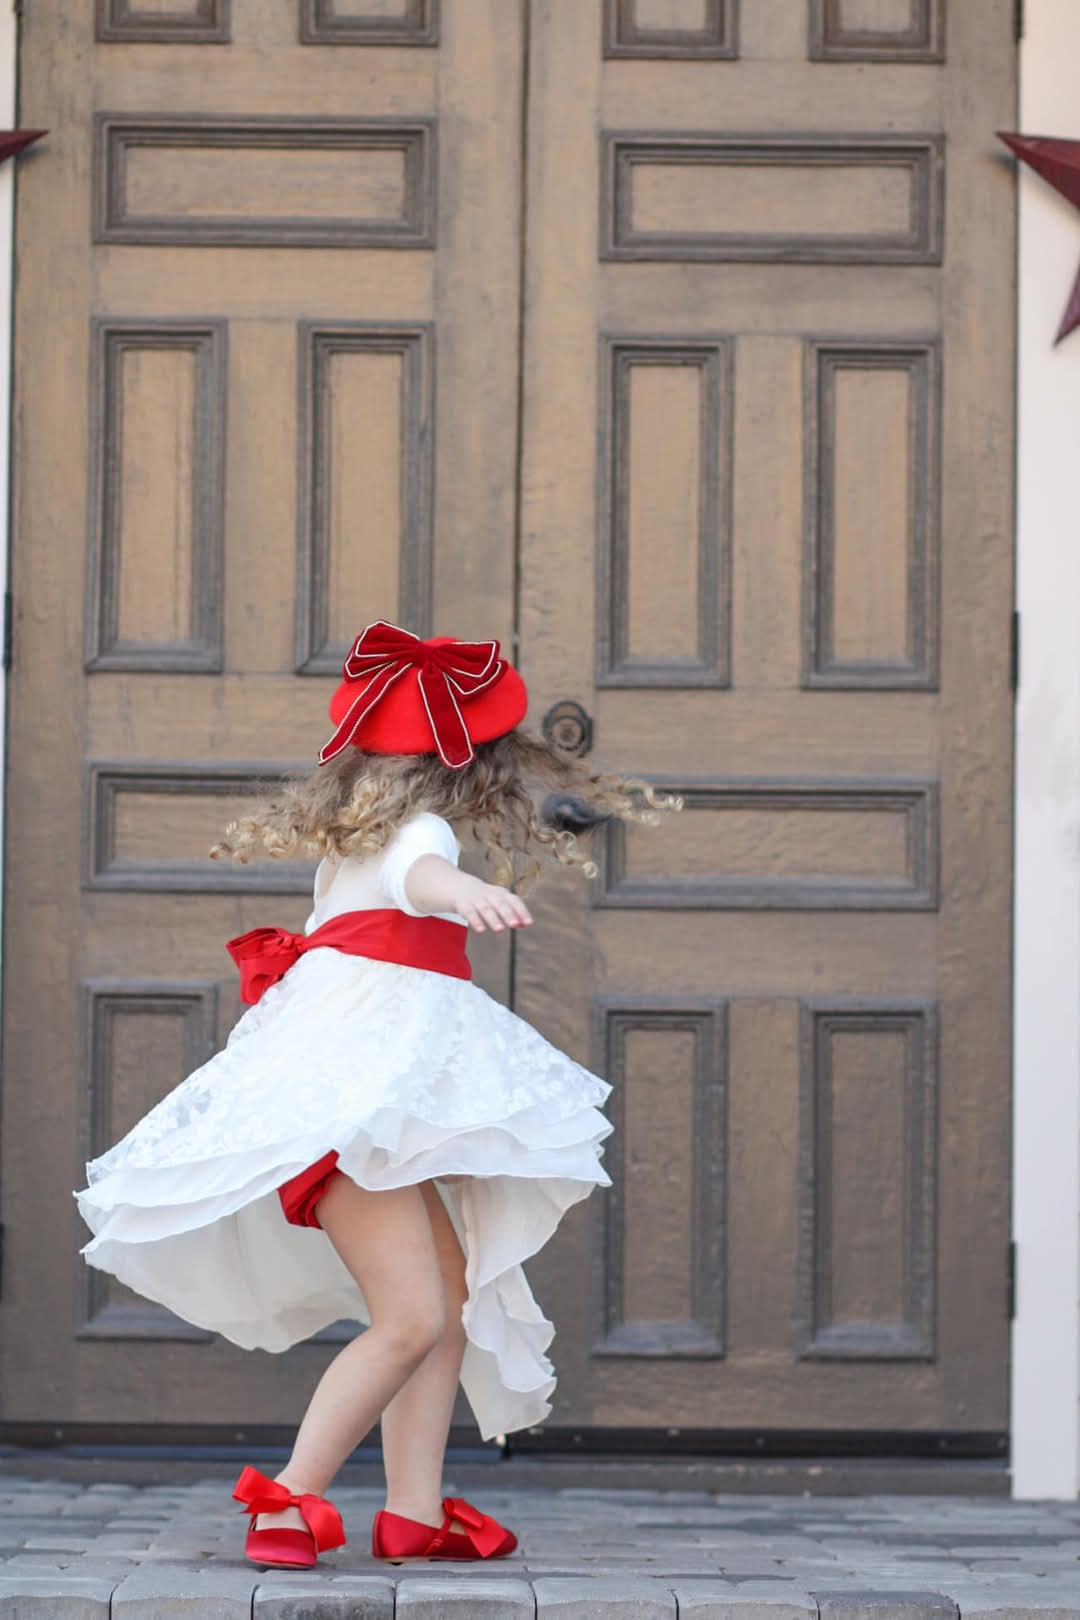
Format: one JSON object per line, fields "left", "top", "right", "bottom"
{"left": 278, "top": 1150, "right": 343, "bottom": 1229}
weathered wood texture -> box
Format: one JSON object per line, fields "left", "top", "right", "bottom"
{"left": 515, "top": 0, "right": 1016, "bottom": 1433}
{"left": 2, "top": 0, "right": 524, "bottom": 1427}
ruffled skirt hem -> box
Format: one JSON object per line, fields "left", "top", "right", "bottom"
{"left": 76, "top": 1109, "right": 611, "bottom": 1441}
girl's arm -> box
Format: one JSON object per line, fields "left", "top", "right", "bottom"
{"left": 403, "top": 855, "right": 533, "bottom": 933}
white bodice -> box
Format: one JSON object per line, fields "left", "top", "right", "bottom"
{"left": 304, "top": 811, "right": 465, "bottom": 933}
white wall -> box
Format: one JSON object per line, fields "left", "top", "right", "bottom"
{"left": 1011, "top": 0, "right": 1080, "bottom": 1501}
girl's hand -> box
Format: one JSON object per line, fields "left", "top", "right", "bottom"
{"left": 453, "top": 873, "right": 533, "bottom": 933}
{"left": 401, "top": 854, "right": 533, "bottom": 930}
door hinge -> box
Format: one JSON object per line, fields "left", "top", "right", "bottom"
{"left": 0, "top": 1221, "right": 5, "bottom": 1301}
{"left": 2, "top": 591, "right": 12, "bottom": 671}
{"left": 1014, "top": 0, "right": 1024, "bottom": 40}
{"left": 1010, "top": 610, "right": 1019, "bottom": 692}
{"left": 1008, "top": 1240, "right": 1018, "bottom": 1320}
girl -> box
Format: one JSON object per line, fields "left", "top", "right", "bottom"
{"left": 74, "top": 620, "right": 679, "bottom": 1571}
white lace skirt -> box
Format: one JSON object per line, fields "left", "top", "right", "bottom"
{"left": 74, "top": 947, "right": 614, "bottom": 1441}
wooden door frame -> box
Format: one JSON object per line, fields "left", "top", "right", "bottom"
{"left": 0, "top": 5, "right": 1074, "bottom": 1498}
{"left": 0, "top": 2, "right": 14, "bottom": 1033}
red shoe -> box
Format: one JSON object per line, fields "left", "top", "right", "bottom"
{"left": 372, "top": 1495, "right": 517, "bottom": 1562}
{"left": 232, "top": 1465, "right": 346, "bottom": 1570}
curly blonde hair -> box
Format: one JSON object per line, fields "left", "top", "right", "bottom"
{"left": 209, "top": 729, "right": 681, "bottom": 889}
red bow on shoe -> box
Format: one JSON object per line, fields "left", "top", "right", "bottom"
{"left": 442, "top": 1496, "right": 512, "bottom": 1557}
{"left": 225, "top": 926, "right": 304, "bottom": 1006}
{"left": 371, "top": 1495, "right": 517, "bottom": 1560}
{"left": 319, "top": 621, "right": 507, "bottom": 770}
{"left": 232, "top": 1466, "right": 346, "bottom": 1553}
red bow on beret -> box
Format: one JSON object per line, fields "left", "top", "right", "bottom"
{"left": 318, "top": 620, "right": 507, "bottom": 770}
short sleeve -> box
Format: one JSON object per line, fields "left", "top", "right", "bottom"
{"left": 379, "top": 813, "right": 461, "bottom": 917}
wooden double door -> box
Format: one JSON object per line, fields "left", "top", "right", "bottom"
{"left": 0, "top": 0, "right": 1016, "bottom": 1450}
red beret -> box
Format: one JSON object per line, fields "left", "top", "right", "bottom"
{"left": 320, "top": 621, "right": 528, "bottom": 770}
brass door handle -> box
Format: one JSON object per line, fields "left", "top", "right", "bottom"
{"left": 540, "top": 793, "right": 611, "bottom": 835}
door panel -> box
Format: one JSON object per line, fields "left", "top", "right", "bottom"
{"left": 1, "top": 0, "right": 524, "bottom": 1426}
{"left": 517, "top": 0, "right": 1016, "bottom": 1436}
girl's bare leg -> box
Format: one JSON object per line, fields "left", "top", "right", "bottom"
{"left": 378, "top": 1178, "right": 469, "bottom": 1526}
{"left": 254, "top": 1176, "right": 447, "bottom": 1533}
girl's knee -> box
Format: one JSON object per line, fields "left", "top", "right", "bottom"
{"left": 378, "top": 1298, "right": 446, "bottom": 1365}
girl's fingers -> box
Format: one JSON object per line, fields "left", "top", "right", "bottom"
{"left": 461, "top": 885, "right": 535, "bottom": 931}
{"left": 491, "top": 894, "right": 530, "bottom": 928}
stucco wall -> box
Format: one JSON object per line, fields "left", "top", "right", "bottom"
{"left": 1011, "top": 0, "right": 1080, "bottom": 1500}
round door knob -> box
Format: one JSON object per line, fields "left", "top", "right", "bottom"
{"left": 541, "top": 698, "right": 593, "bottom": 758}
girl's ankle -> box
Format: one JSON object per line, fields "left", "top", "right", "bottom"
{"left": 382, "top": 1497, "right": 443, "bottom": 1526}
{"left": 274, "top": 1469, "right": 326, "bottom": 1499}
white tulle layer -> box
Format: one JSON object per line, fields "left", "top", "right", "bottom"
{"left": 74, "top": 946, "right": 613, "bottom": 1441}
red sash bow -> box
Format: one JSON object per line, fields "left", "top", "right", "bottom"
{"left": 318, "top": 620, "right": 506, "bottom": 769}
{"left": 226, "top": 908, "right": 471, "bottom": 1005}
{"left": 226, "top": 925, "right": 304, "bottom": 1005}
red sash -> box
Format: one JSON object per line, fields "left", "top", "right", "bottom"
{"left": 226, "top": 908, "right": 471, "bottom": 1005}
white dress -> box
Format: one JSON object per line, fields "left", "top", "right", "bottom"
{"left": 75, "top": 812, "right": 614, "bottom": 1441}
